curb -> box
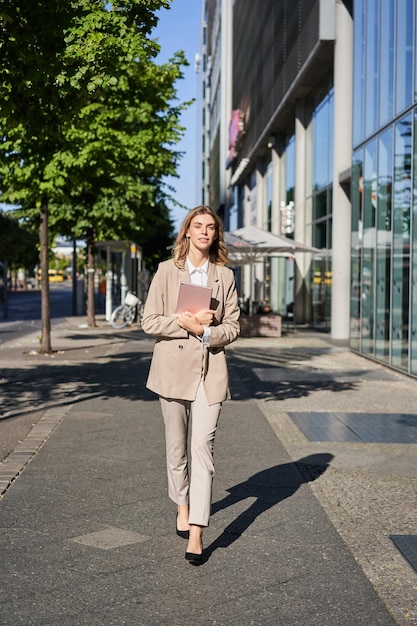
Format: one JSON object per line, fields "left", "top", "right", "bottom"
{"left": 0, "top": 405, "right": 72, "bottom": 498}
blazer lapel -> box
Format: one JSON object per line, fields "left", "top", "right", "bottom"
{"left": 178, "top": 266, "right": 190, "bottom": 284}
{"left": 207, "top": 263, "right": 220, "bottom": 301}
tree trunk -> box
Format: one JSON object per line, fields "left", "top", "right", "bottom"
{"left": 86, "top": 229, "right": 96, "bottom": 328}
{"left": 39, "top": 197, "right": 52, "bottom": 353}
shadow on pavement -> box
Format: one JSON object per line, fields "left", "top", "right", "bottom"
{"left": 1, "top": 333, "right": 362, "bottom": 421}
{"left": 199, "top": 453, "right": 334, "bottom": 565}
{"left": 228, "top": 347, "right": 359, "bottom": 401}
{"left": 0, "top": 348, "right": 156, "bottom": 421}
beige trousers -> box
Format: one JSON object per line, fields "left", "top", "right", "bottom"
{"left": 159, "top": 381, "right": 222, "bottom": 527}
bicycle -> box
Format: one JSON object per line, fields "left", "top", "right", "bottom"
{"left": 110, "top": 292, "right": 142, "bottom": 329}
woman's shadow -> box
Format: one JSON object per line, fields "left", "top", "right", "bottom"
{"left": 200, "top": 453, "right": 334, "bottom": 563}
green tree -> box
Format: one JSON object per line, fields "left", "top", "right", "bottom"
{"left": 0, "top": 211, "right": 38, "bottom": 273}
{"left": 0, "top": 0, "right": 187, "bottom": 347}
{"left": 48, "top": 35, "right": 185, "bottom": 325}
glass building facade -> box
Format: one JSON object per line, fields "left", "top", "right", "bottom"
{"left": 351, "top": 0, "right": 417, "bottom": 376}
{"left": 311, "top": 89, "right": 334, "bottom": 329}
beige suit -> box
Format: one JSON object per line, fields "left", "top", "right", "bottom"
{"left": 142, "top": 259, "right": 240, "bottom": 405}
{"left": 141, "top": 258, "right": 240, "bottom": 526}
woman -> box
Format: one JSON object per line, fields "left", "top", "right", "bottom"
{"left": 141, "top": 206, "right": 240, "bottom": 562}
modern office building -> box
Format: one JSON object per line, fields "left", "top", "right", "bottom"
{"left": 198, "top": 0, "right": 417, "bottom": 378}
{"left": 198, "top": 0, "right": 233, "bottom": 218}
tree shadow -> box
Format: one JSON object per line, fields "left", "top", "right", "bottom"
{"left": 197, "top": 453, "right": 334, "bottom": 565}
{"left": 227, "top": 347, "right": 360, "bottom": 401}
{"left": 0, "top": 343, "right": 157, "bottom": 421}
{"left": 1, "top": 334, "right": 362, "bottom": 421}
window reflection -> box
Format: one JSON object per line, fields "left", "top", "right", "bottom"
{"left": 395, "top": 0, "right": 413, "bottom": 115}
{"left": 353, "top": 0, "right": 364, "bottom": 146}
{"left": 392, "top": 115, "right": 411, "bottom": 369}
{"left": 361, "top": 140, "right": 377, "bottom": 355}
{"left": 311, "top": 91, "right": 333, "bottom": 330}
{"left": 365, "top": 0, "right": 378, "bottom": 138}
{"left": 379, "top": 0, "right": 394, "bottom": 127}
{"left": 375, "top": 129, "right": 393, "bottom": 362}
{"left": 350, "top": 151, "right": 363, "bottom": 351}
{"left": 313, "top": 91, "right": 334, "bottom": 190}
{"left": 411, "top": 110, "right": 417, "bottom": 374}
{"left": 286, "top": 134, "right": 295, "bottom": 205}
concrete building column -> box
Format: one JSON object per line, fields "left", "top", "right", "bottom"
{"left": 331, "top": 0, "right": 353, "bottom": 340}
{"left": 294, "top": 99, "right": 312, "bottom": 323}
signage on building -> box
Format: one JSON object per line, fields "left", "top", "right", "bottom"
{"left": 226, "top": 109, "right": 245, "bottom": 169}
{"left": 280, "top": 201, "right": 294, "bottom": 234}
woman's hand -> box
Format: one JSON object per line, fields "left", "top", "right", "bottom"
{"left": 177, "top": 309, "right": 215, "bottom": 334}
{"left": 195, "top": 309, "right": 216, "bottom": 326}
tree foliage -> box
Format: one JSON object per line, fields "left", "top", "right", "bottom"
{"left": 0, "top": 211, "right": 38, "bottom": 270}
{"left": 1, "top": 0, "right": 186, "bottom": 237}
{"left": 0, "top": 0, "right": 189, "bottom": 341}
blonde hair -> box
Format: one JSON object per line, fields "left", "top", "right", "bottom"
{"left": 173, "top": 206, "right": 229, "bottom": 268}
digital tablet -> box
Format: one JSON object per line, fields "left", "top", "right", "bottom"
{"left": 176, "top": 282, "right": 213, "bottom": 314}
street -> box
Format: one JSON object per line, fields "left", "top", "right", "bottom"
{"left": 0, "top": 282, "right": 76, "bottom": 346}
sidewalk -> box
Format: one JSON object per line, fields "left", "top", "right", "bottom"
{"left": 0, "top": 318, "right": 416, "bottom": 625}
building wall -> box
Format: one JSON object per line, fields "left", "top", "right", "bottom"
{"left": 200, "top": 0, "right": 233, "bottom": 218}
{"left": 200, "top": 0, "right": 417, "bottom": 377}
{"left": 200, "top": 2, "right": 394, "bottom": 356}
{"left": 232, "top": 0, "right": 322, "bottom": 157}
{"left": 227, "top": 0, "right": 346, "bottom": 325}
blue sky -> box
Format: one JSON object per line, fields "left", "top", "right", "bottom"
{"left": 154, "top": 0, "right": 202, "bottom": 231}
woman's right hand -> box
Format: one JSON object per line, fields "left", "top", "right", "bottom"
{"left": 195, "top": 309, "right": 216, "bottom": 326}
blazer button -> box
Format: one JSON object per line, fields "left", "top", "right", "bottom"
{"left": 178, "top": 344, "right": 184, "bottom": 350}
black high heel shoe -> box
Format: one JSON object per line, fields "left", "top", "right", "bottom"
{"left": 185, "top": 540, "right": 203, "bottom": 562}
{"left": 185, "top": 549, "right": 203, "bottom": 562}
{"left": 176, "top": 514, "right": 190, "bottom": 540}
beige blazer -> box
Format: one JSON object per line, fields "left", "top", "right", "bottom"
{"left": 142, "top": 259, "right": 240, "bottom": 405}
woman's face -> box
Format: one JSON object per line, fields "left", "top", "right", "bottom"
{"left": 186, "top": 213, "right": 217, "bottom": 254}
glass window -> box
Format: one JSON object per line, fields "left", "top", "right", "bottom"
{"left": 392, "top": 114, "right": 412, "bottom": 369}
{"left": 311, "top": 253, "right": 331, "bottom": 329}
{"left": 350, "top": 151, "right": 363, "bottom": 351}
{"left": 313, "top": 190, "right": 328, "bottom": 221}
{"left": 310, "top": 86, "right": 333, "bottom": 331}
{"left": 313, "top": 91, "right": 334, "bottom": 190}
{"left": 311, "top": 193, "right": 332, "bottom": 330}
{"left": 313, "top": 219, "right": 327, "bottom": 249}
{"left": 361, "top": 140, "right": 377, "bottom": 356}
{"left": 415, "top": 2, "right": 417, "bottom": 102}
{"left": 237, "top": 185, "right": 245, "bottom": 228}
{"left": 375, "top": 128, "right": 393, "bottom": 362}
{"left": 353, "top": 0, "right": 365, "bottom": 147}
{"left": 286, "top": 135, "right": 295, "bottom": 204}
{"left": 395, "top": 0, "right": 413, "bottom": 116}
{"left": 266, "top": 161, "right": 272, "bottom": 231}
{"left": 328, "top": 209, "right": 333, "bottom": 250}
{"left": 411, "top": 109, "right": 417, "bottom": 374}
{"left": 378, "top": 0, "right": 394, "bottom": 128}
{"left": 364, "top": 0, "right": 378, "bottom": 138}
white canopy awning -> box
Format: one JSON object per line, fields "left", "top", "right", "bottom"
{"left": 225, "top": 225, "right": 318, "bottom": 265}
{"left": 225, "top": 226, "right": 319, "bottom": 314}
